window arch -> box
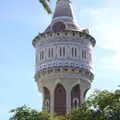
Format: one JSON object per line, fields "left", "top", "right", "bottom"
{"left": 63, "top": 47, "right": 65, "bottom": 56}
{"left": 48, "top": 48, "right": 50, "bottom": 57}
{"left": 52, "top": 22, "right": 65, "bottom": 32}
{"left": 41, "top": 51, "right": 44, "bottom": 60}
{"left": 54, "top": 84, "right": 66, "bottom": 115}
{"left": 51, "top": 48, "right": 53, "bottom": 57}
{"left": 73, "top": 97, "right": 79, "bottom": 109}
{"left": 48, "top": 48, "right": 54, "bottom": 58}
{"left": 40, "top": 50, "right": 44, "bottom": 61}
{"left": 75, "top": 48, "right": 77, "bottom": 56}
{"left": 45, "top": 99, "right": 50, "bottom": 112}
{"left": 59, "top": 46, "right": 66, "bottom": 57}
{"left": 71, "top": 47, "right": 77, "bottom": 57}
{"left": 72, "top": 47, "right": 74, "bottom": 56}
{"left": 71, "top": 84, "right": 80, "bottom": 109}
{"left": 60, "top": 47, "right": 62, "bottom": 56}
{"left": 82, "top": 49, "right": 87, "bottom": 60}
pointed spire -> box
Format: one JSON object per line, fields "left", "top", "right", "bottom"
{"left": 53, "top": 0, "right": 75, "bottom": 20}
{"left": 44, "top": 0, "right": 82, "bottom": 32}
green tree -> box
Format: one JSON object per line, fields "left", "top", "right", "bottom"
{"left": 68, "top": 90, "right": 120, "bottom": 120}
{"left": 86, "top": 90, "right": 120, "bottom": 119}
{"left": 68, "top": 105, "right": 105, "bottom": 120}
{"left": 9, "top": 105, "right": 51, "bottom": 120}
{"left": 86, "top": 90, "right": 116, "bottom": 110}
{"left": 9, "top": 105, "right": 66, "bottom": 120}
{"left": 9, "top": 90, "right": 120, "bottom": 120}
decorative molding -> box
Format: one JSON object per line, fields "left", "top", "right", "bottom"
{"left": 36, "top": 59, "right": 93, "bottom": 72}
{"left": 35, "top": 67, "right": 94, "bottom": 83}
{"left": 32, "top": 31, "right": 96, "bottom": 47}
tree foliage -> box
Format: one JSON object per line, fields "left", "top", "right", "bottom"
{"left": 86, "top": 90, "right": 116, "bottom": 110}
{"left": 9, "top": 90, "right": 120, "bottom": 120}
{"left": 86, "top": 90, "right": 120, "bottom": 120}
{"left": 9, "top": 105, "right": 51, "bottom": 120}
{"left": 69, "top": 107, "right": 105, "bottom": 120}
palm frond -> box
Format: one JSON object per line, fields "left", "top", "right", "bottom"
{"left": 39, "top": 0, "right": 52, "bottom": 14}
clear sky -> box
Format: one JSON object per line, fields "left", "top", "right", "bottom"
{"left": 0, "top": 0, "right": 120, "bottom": 119}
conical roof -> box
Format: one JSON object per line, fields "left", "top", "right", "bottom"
{"left": 44, "top": 0, "right": 82, "bottom": 32}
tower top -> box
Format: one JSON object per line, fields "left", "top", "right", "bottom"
{"left": 45, "top": 0, "right": 83, "bottom": 32}
{"left": 53, "top": 0, "right": 75, "bottom": 20}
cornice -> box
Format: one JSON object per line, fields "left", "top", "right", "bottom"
{"left": 32, "top": 30, "right": 96, "bottom": 47}
{"left": 35, "top": 67, "right": 94, "bottom": 83}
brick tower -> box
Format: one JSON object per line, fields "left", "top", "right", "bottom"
{"left": 32, "top": 0, "right": 96, "bottom": 115}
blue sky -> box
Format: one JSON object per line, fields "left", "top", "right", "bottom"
{"left": 0, "top": 0, "right": 120, "bottom": 119}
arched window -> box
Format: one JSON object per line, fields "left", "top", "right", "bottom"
{"left": 48, "top": 48, "right": 54, "bottom": 58}
{"left": 71, "top": 84, "right": 80, "bottom": 109}
{"left": 72, "top": 47, "right": 77, "bottom": 57}
{"left": 54, "top": 84, "right": 66, "bottom": 115}
{"left": 73, "top": 97, "right": 79, "bottom": 109}
{"left": 41, "top": 51, "right": 44, "bottom": 60}
{"left": 40, "top": 50, "right": 44, "bottom": 60}
{"left": 51, "top": 48, "right": 53, "bottom": 57}
{"left": 52, "top": 22, "right": 65, "bottom": 32}
{"left": 75, "top": 48, "right": 77, "bottom": 56}
{"left": 72, "top": 47, "right": 74, "bottom": 56}
{"left": 74, "top": 100, "right": 77, "bottom": 109}
{"left": 45, "top": 99, "right": 50, "bottom": 112}
{"left": 60, "top": 47, "right": 62, "bottom": 56}
{"left": 48, "top": 48, "right": 50, "bottom": 57}
{"left": 82, "top": 50, "right": 87, "bottom": 60}
{"left": 63, "top": 47, "right": 65, "bottom": 56}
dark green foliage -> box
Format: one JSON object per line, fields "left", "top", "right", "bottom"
{"left": 86, "top": 90, "right": 116, "bottom": 110}
{"left": 9, "top": 105, "right": 51, "bottom": 120}
{"left": 68, "top": 105, "right": 105, "bottom": 120}
{"left": 86, "top": 90, "right": 120, "bottom": 120}
{"left": 9, "top": 90, "right": 120, "bottom": 120}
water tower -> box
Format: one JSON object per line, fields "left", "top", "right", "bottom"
{"left": 32, "top": 0, "right": 96, "bottom": 115}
